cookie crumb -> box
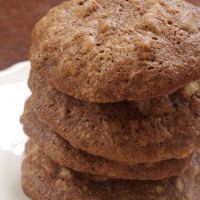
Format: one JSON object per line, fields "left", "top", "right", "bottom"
{"left": 74, "top": 0, "right": 99, "bottom": 17}
{"left": 141, "top": 4, "right": 163, "bottom": 34}
{"left": 155, "top": 185, "right": 164, "bottom": 194}
{"left": 57, "top": 106, "right": 66, "bottom": 119}
{"left": 175, "top": 178, "right": 184, "bottom": 192}
{"left": 60, "top": 168, "right": 72, "bottom": 179}
{"left": 189, "top": 163, "right": 200, "bottom": 178}
{"left": 55, "top": 179, "right": 68, "bottom": 190}
{"left": 181, "top": 82, "right": 199, "bottom": 97}
{"left": 83, "top": 37, "right": 95, "bottom": 52}
{"left": 98, "top": 20, "right": 110, "bottom": 34}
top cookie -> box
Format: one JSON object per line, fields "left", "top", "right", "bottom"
{"left": 30, "top": 0, "right": 200, "bottom": 102}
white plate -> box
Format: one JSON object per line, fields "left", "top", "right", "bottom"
{"left": 0, "top": 61, "right": 31, "bottom": 200}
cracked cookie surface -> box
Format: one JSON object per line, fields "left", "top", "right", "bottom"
{"left": 21, "top": 99, "right": 194, "bottom": 180}
{"left": 22, "top": 140, "right": 200, "bottom": 200}
{"left": 29, "top": 71, "right": 200, "bottom": 164}
{"left": 30, "top": 0, "right": 200, "bottom": 102}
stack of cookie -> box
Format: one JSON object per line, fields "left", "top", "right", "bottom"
{"left": 20, "top": 0, "right": 200, "bottom": 199}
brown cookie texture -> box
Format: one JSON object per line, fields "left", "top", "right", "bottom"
{"left": 30, "top": 0, "right": 200, "bottom": 103}
{"left": 29, "top": 71, "right": 200, "bottom": 164}
{"left": 21, "top": 98, "right": 194, "bottom": 180}
{"left": 22, "top": 141, "right": 200, "bottom": 200}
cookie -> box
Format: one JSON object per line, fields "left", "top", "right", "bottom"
{"left": 22, "top": 141, "right": 200, "bottom": 200}
{"left": 29, "top": 71, "right": 200, "bottom": 164}
{"left": 30, "top": 0, "right": 200, "bottom": 103}
{"left": 21, "top": 99, "right": 193, "bottom": 180}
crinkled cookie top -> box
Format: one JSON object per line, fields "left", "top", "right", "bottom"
{"left": 31, "top": 0, "right": 200, "bottom": 102}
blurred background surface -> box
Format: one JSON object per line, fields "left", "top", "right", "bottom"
{"left": 0, "top": 0, "right": 199, "bottom": 70}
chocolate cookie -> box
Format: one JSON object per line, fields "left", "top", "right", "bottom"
{"left": 22, "top": 141, "right": 200, "bottom": 200}
{"left": 29, "top": 71, "right": 200, "bottom": 164}
{"left": 30, "top": 0, "right": 200, "bottom": 103}
{"left": 21, "top": 98, "right": 193, "bottom": 180}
